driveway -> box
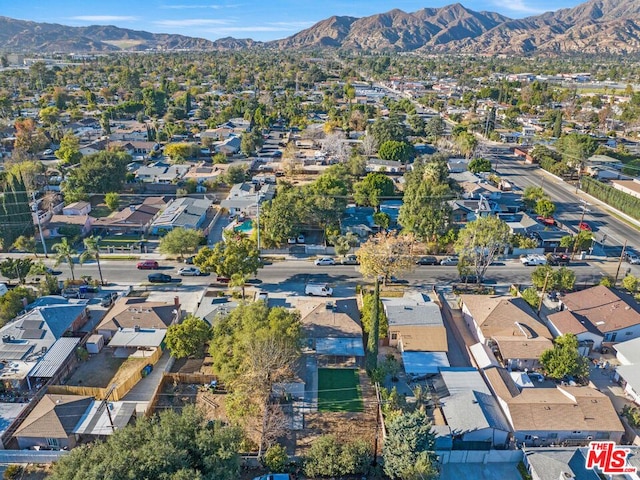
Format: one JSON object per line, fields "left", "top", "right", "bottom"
{"left": 122, "top": 351, "right": 173, "bottom": 413}
{"left": 439, "top": 462, "right": 521, "bottom": 480}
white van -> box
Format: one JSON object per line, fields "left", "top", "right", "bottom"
{"left": 0, "top": 284, "right": 7, "bottom": 298}
{"left": 305, "top": 283, "right": 333, "bottom": 297}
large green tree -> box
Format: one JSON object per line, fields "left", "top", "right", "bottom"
{"left": 194, "top": 230, "right": 261, "bottom": 278}
{"left": 0, "top": 171, "right": 33, "bottom": 251}
{"left": 353, "top": 172, "right": 395, "bottom": 208}
{"left": 48, "top": 406, "right": 242, "bottom": 480}
{"left": 165, "top": 314, "right": 212, "bottom": 359}
{"left": 0, "top": 258, "right": 33, "bottom": 284}
{"left": 55, "top": 132, "right": 82, "bottom": 165}
{"left": 52, "top": 237, "right": 77, "bottom": 281}
{"left": 378, "top": 140, "right": 414, "bottom": 163}
{"left": 398, "top": 160, "right": 453, "bottom": 242}
{"left": 303, "top": 435, "right": 373, "bottom": 478}
{"left": 62, "top": 151, "right": 130, "bottom": 200}
{"left": 455, "top": 215, "right": 511, "bottom": 283}
{"left": 0, "top": 287, "right": 36, "bottom": 326}
{"left": 159, "top": 227, "right": 204, "bottom": 259}
{"left": 540, "top": 334, "right": 590, "bottom": 380}
{"left": 383, "top": 409, "right": 438, "bottom": 480}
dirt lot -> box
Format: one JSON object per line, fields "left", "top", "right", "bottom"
{"left": 154, "top": 380, "right": 228, "bottom": 421}
{"left": 66, "top": 350, "right": 126, "bottom": 387}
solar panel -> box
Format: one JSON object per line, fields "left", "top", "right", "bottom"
{"left": 22, "top": 329, "right": 45, "bottom": 340}
{"left": 0, "top": 344, "right": 32, "bottom": 360}
{"left": 21, "top": 320, "right": 43, "bottom": 330}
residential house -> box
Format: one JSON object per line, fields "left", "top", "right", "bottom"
{"left": 523, "top": 447, "right": 603, "bottom": 480}
{"left": 460, "top": 295, "right": 553, "bottom": 371}
{"left": 14, "top": 394, "right": 135, "bottom": 450}
{"left": 183, "top": 163, "right": 223, "bottom": 185}
{"left": 301, "top": 299, "right": 364, "bottom": 367}
{"left": 62, "top": 201, "right": 91, "bottom": 216}
{"left": 483, "top": 366, "right": 624, "bottom": 447}
{"left": 149, "top": 197, "right": 212, "bottom": 235}
{"left": 613, "top": 336, "right": 640, "bottom": 405}
{"left": 448, "top": 197, "right": 494, "bottom": 225}
{"left": 547, "top": 310, "right": 603, "bottom": 354}
{"left": 110, "top": 140, "right": 157, "bottom": 157}
{"left": 28, "top": 337, "right": 80, "bottom": 387}
{"left": 447, "top": 158, "right": 468, "bottom": 173}
{"left": 611, "top": 179, "right": 640, "bottom": 200}
{"left": 93, "top": 197, "right": 166, "bottom": 235}
{"left": 96, "top": 297, "right": 181, "bottom": 340}
{"left": 382, "top": 292, "right": 449, "bottom": 376}
{"left": 556, "top": 286, "right": 640, "bottom": 347}
{"left": 79, "top": 139, "right": 109, "bottom": 156}
{"left": 215, "top": 135, "right": 241, "bottom": 155}
{"left": 533, "top": 230, "right": 568, "bottom": 250}
{"left": 135, "top": 162, "right": 189, "bottom": 184}
{"left": 0, "top": 304, "right": 88, "bottom": 390}
{"left": 340, "top": 206, "right": 375, "bottom": 239}
{"left": 365, "top": 158, "right": 405, "bottom": 173}
{"left": 45, "top": 214, "right": 93, "bottom": 238}
{"left": 584, "top": 154, "right": 626, "bottom": 180}
{"left": 220, "top": 182, "right": 275, "bottom": 217}
{"left": 437, "top": 369, "right": 511, "bottom": 449}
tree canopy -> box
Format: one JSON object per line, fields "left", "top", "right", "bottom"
{"left": 165, "top": 314, "right": 212, "bottom": 359}
{"left": 353, "top": 172, "right": 395, "bottom": 208}
{"left": 49, "top": 406, "right": 242, "bottom": 480}
{"left": 540, "top": 334, "right": 590, "bottom": 380}
{"left": 159, "top": 227, "right": 204, "bottom": 259}
{"left": 62, "top": 150, "right": 130, "bottom": 200}
{"left": 194, "top": 231, "right": 261, "bottom": 278}
{"left": 357, "top": 231, "right": 417, "bottom": 284}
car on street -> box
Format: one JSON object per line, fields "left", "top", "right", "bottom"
{"left": 340, "top": 254, "right": 359, "bottom": 265}
{"left": 546, "top": 253, "right": 570, "bottom": 266}
{"left": 578, "top": 222, "right": 592, "bottom": 231}
{"left": 178, "top": 267, "right": 201, "bottom": 276}
{"left": 314, "top": 257, "right": 335, "bottom": 266}
{"left": 184, "top": 255, "right": 195, "bottom": 264}
{"left": 99, "top": 294, "right": 113, "bottom": 307}
{"left": 45, "top": 267, "right": 62, "bottom": 275}
{"left": 521, "top": 254, "right": 547, "bottom": 266}
{"left": 253, "top": 474, "right": 291, "bottom": 480}
{"left": 216, "top": 276, "right": 230, "bottom": 283}
{"left": 305, "top": 283, "right": 333, "bottom": 296}
{"left": 459, "top": 274, "right": 480, "bottom": 283}
{"left": 297, "top": 234, "right": 305, "bottom": 244}
{"left": 416, "top": 256, "right": 438, "bottom": 266}
{"left": 148, "top": 273, "right": 172, "bottom": 283}
{"left": 137, "top": 260, "right": 159, "bottom": 270}
{"left": 627, "top": 253, "right": 640, "bottom": 265}
{"left": 255, "top": 291, "right": 268, "bottom": 302}
{"left": 440, "top": 256, "right": 459, "bottom": 266}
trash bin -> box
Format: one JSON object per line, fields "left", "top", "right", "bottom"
{"left": 579, "top": 251, "right": 586, "bottom": 260}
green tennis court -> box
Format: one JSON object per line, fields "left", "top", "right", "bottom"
{"left": 317, "top": 368, "right": 363, "bottom": 412}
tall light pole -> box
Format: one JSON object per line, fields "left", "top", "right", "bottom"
{"left": 32, "top": 192, "right": 48, "bottom": 257}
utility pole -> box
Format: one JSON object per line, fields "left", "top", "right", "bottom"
{"left": 614, "top": 240, "right": 628, "bottom": 286}
{"left": 372, "top": 382, "right": 382, "bottom": 466}
{"left": 96, "top": 383, "right": 117, "bottom": 432}
{"left": 256, "top": 192, "right": 261, "bottom": 252}
{"left": 32, "top": 192, "right": 48, "bottom": 257}
{"left": 538, "top": 271, "right": 552, "bottom": 315}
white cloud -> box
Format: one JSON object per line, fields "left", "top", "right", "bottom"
{"left": 159, "top": 3, "right": 241, "bottom": 9}
{"left": 153, "top": 18, "right": 231, "bottom": 27}
{"left": 69, "top": 15, "right": 137, "bottom": 22}
{"left": 493, "top": 0, "right": 546, "bottom": 14}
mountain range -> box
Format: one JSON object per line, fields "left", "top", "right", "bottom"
{"left": 2, "top": 0, "right": 640, "bottom": 55}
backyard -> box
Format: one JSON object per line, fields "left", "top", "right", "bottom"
{"left": 317, "top": 368, "right": 363, "bottom": 413}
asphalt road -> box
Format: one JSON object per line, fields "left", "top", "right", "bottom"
{"left": 18, "top": 258, "right": 603, "bottom": 293}
{"left": 492, "top": 147, "right": 639, "bottom": 257}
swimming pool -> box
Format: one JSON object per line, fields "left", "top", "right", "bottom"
{"left": 234, "top": 220, "right": 254, "bottom": 233}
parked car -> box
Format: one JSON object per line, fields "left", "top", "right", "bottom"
{"left": 536, "top": 216, "right": 556, "bottom": 227}
{"left": 296, "top": 234, "right": 305, "bottom": 244}
{"left": 45, "top": 267, "right": 62, "bottom": 276}
{"left": 521, "top": 254, "right": 547, "bottom": 266}
{"left": 459, "top": 274, "right": 480, "bottom": 283}
{"left": 137, "top": 260, "right": 159, "bottom": 270}
{"left": 255, "top": 291, "right": 268, "bottom": 302}
{"left": 305, "top": 283, "right": 333, "bottom": 296}
{"left": 62, "top": 288, "right": 82, "bottom": 299}
{"left": 416, "top": 256, "right": 438, "bottom": 266}
{"left": 183, "top": 255, "right": 195, "bottom": 265}
{"left": 148, "top": 273, "right": 171, "bottom": 283}
{"left": 578, "top": 222, "right": 592, "bottom": 231}
{"left": 314, "top": 257, "right": 335, "bottom": 266}
{"left": 287, "top": 238, "right": 296, "bottom": 244}
{"left": 178, "top": 267, "right": 201, "bottom": 276}
{"left": 546, "top": 253, "right": 570, "bottom": 266}
{"left": 216, "top": 276, "right": 230, "bottom": 284}
{"left": 99, "top": 295, "right": 113, "bottom": 307}
{"left": 253, "top": 474, "right": 291, "bottom": 480}
{"left": 440, "top": 256, "right": 459, "bottom": 266}
{"left": 341, "top": 254, "right": 359, "bottom": 265}
{"left": 627, "top": 253, "right": 640, "bottom": 265}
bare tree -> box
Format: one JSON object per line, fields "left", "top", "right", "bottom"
{"left": 361, "top": 134, "right": 378, "bottom": 156}
{"left": 321, "top": 131, "right": 349, "bottom": 163}
{"left": 357, "top": 231, "right": 417, "bottom": 285}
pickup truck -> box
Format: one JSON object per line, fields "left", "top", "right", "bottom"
{"left": 521, "top": 254, "right": 547, "bottom": 266}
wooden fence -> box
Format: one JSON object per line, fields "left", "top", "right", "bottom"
{"left": 48, "top": 347, "right": 164, "bottom": 401}
{"left": 145, "top": 372, "right": 220, "bottom": 417}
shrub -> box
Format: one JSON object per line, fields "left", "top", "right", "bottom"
{"left": 303, "top": 435, "right": 372, "bottom": 478}
{"left": 263, "top": 444, "right": 288, "bottom": 473}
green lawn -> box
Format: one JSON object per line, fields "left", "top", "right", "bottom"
{"left": 317, "top": 368, "right": 363, "bottom": 413}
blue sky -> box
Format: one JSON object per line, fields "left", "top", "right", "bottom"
{"left": 2, "top": 0, "right": 587, "bottom": 42}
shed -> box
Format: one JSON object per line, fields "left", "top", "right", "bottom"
{"left": 86, "top": 335, "right": 104, "bottom": 354}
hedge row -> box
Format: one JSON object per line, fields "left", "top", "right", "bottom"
{"left": 581, "top": 176, "right": 640, "bottom": 220}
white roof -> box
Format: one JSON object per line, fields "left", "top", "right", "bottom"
{"left": 469, "top": 342, "right": 499, "bottom": 369}
{"left": 74, "top": 401, "right": 136, "bottom": 436}
{"left": 402, "top": 351, "right": 450, "bottom": 375}
{"left": 109, "top": 328, "right": 166, "bottom": 348}
{"left": 614, "top": 336, "right": 640, "bottom": 365}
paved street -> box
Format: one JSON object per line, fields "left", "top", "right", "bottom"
{"left": 14, "top": 257, "right": 606, "bottom": 292}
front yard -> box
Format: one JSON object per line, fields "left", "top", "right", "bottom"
{"left": 317, "top": 368, "right": 363, "bottom": 413}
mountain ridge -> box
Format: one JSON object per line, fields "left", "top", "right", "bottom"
{"left": 2, "top": 0, "right": 640, "bottom": 55}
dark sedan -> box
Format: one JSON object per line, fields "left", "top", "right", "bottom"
{"left": 148, "top": 273, "right": 172, "bottom": 283}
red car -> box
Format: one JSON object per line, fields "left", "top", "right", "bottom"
{"left": 137, "top": 260, "right": 159, "bottom": 270}
{"left": 578, "top": 222, "right": 592, "bottom": 231}
{"left": 536, "top": 216, "right": 556, "bottom": 227}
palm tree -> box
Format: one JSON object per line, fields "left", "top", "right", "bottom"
{"left": 79, "top": 236, "right": 104, "bottom": 285}
{"left": 52, "top": 237, "right": 77, "bottom": 281}
{"left": 229, "top": 273, "right": 248, "bottom": 300}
